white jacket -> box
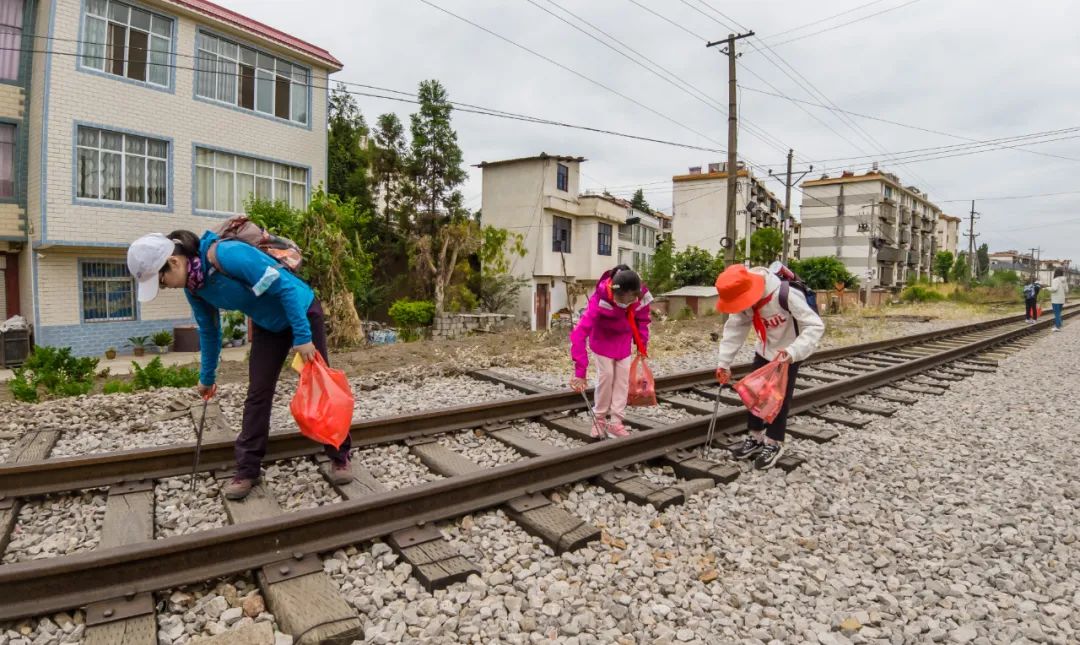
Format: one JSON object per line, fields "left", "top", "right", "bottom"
{"left": 716, "top": 269, "right": 825, "bottom": 369}
{"left": 1050, "top": 276, "right": 1067, "bottom": 305}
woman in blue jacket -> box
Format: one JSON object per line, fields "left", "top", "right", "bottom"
{"left": 127, "top": 230, "right": 353, "bottom": 499}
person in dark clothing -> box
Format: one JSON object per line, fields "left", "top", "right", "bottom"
{"left": 1023, "top": 278, "right": 1042, "bottom": 324}
{"left": 127, "top": 230, "right": 354, "bottom": 500}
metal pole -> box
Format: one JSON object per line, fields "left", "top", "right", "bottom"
{"left": 781, "top": 148, "right": 793, "bottom": 264}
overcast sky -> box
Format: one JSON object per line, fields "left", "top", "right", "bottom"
{"left": 229, "top": 0, "right": 1080, "bottom": 263}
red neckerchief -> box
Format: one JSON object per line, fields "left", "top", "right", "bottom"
{"left": 751, "top": 292, "right": 774, "bottom": 351}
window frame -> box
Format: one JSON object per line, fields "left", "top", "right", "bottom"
{"left": 74, "top": 123, "right": 171, "bottom": 210}
{"left": 0, "top": 122, "right": 15, "bottom": 200}
{"left": 194, "top": 29, "right": 312, "bottom": 127}
{"left": 79, "top": 0, "right": 175, "bottom": 91}
{"left": 556, "top": 163, "right": 569, "bottom": 192}
{"left": 79, "top": 259, "right": 137, "bottom": 323}
{"left": 0, "top": 0, "right": 25, "bottom": 83}
{"left": 597, "top": 222, "right": 612, "bottom": 256}
{"left": 552, "top": 215, "right": 572, "bottom": 253}
{"left": 193, "top": 145, "right": 309, "bottom": 216}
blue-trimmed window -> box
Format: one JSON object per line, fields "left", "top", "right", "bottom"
{"left": 77, "top": 126, "right": 168, "bottom": 205}
{"left": 81, "top": 260, "right": 135, "bottom": 322}
{"left": 0, "top": 0, "right": 24, "bottom": 81}
{"left": 81, "top": 0, "right": 172, "bottom": 88}
{"left": 195, "top": 148, "right": 307, "bottom": 214}
{"left": 195, "top": 32, "right": 310, "bottom": 126}
{"left": 556, "top": 163, "right": 568, "bottom": 192}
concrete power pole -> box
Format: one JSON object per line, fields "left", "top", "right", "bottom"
{"left": 707, "top": 31, "right": 754, "bottom": 269}
{"left": 774, "top": 149, "right": 812, "bottom": 265}
{"left": 965, "top": 200, "right": 979, "bottom": 286}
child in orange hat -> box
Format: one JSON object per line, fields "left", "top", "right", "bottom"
{"left": 713, "top": 264, "right": 824, "bottom": 469}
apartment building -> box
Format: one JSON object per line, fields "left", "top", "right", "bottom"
{"left": 476, "top": 154, "right": 661, "bottom": 330}
{"left": 6, "top": 0, "right": 340, "bottom": 355}
{"left": 799, "top": 168, "right": 941, "bottom": 289}
{"left": 935, "top": 214, "right": 961, "bottom": 257}
{"left": 670, "top": 161, "right": 783, "bottom": 256}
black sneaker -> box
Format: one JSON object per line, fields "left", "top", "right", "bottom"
{"left": 754, "top": 442, "right": 785, "bottom": 470}
{"left": 731, "top": 436, "right": 764, "bottom": 460}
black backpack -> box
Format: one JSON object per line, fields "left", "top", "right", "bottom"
{"left": 777, "top": 279, "right": 819, "bottom": 334}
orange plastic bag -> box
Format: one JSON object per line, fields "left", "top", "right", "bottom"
{"left": 627, "top": 355, "right": 657, "bottom": 407}
{"left": 733, "top": 358, "right": 790, "bottom": 423}
{"left": 290, "top": 354, "right": 355, "bottom": 449}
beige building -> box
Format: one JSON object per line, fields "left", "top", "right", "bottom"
{"left": 935, "top": 214, "right": 961, "bottom": 257}
{"left": 476, "top": 154, "right": 661, "bottom": 330}
{"left": 799, "top": 168, "right": 942, "bottom": 289}
{"left": 8, "top": 0, "right": 341, "bottom": 355}
{"left": 670, "top": 162, "right": 784, "bottom": 256}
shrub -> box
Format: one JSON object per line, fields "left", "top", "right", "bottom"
{"left": 131, "top": 357, "right": 199, "bottom": 390}
{"left": 8, "top": 346, "right": 99, "bottom": 402}
{"left": 103, "top": 380, "right": 135, "bottom": 395}
{"left": 127, "top": 335, "right": 150, "bottom": 349}
{"left": 675, "top": 306, "right": 695, "bottom": 321}
{"left": 788, "top": 256, "right": 858, "bottom": 290}
{"left": 151, "top": 330, "right": 173, "bottom": 348}
{"left": 389, "top": 299, "right": 436, "bottom": 341}
{"left": 901, "top": 285, "right": 945, "bottom": 303}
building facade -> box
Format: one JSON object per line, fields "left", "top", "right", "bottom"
{"left": 476, "top": 154, "right": 661, "bottom": 330}
{"left": 6, "top": 0, "right": 340, "bottom": 355}
{"left": 935, "top": 214, "right": 961, "bottom": 257}
{"left": 670, "top": 162, "right": 783, "bottom": 257}
{"left": 799, "top": 169, "right": 941, "bottom": 289}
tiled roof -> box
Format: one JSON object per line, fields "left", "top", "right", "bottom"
{"left": 168, "top": 0, "right": 342, "bottom": 69}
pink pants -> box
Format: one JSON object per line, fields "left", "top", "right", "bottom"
{"left": 594, "top": 355, "right": 632, "bottom": 422}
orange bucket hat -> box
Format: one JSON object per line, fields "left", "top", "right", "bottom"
{"left": 714, "top": 264, "right": 766, "bottom": 313}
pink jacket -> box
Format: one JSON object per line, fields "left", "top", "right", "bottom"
{"left": 570, "top": 277, "right": 653, "bottom": 378}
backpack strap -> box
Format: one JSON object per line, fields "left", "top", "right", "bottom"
{"left": 778, "top": 280, "right": 800, "bottom": 336}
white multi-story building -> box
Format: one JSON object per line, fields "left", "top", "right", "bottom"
{"left": 935, "top": 214, "right": 961, "bottom": 257}
{"left": 476, "top": 154, "right": 661, "bottom": 330}
{"left": 670, "top": 162, "right": 783, "bottom": 256}
{"left": 5, "top": 0, "right": 341, "bottom": 355}
{"left": 799, "top": 168, "right": 941, "bottom": 289}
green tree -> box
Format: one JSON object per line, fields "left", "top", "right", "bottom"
{"left": 371, "top": 113, "right": 407, "bottom": 226}
{"left": 673, "top": 246, "right": 718, "bottom": 287}
{"left": 734, "top": 227, "right": 784, "bottom": 267}
{"left": 405, "top": 80, "right": 467, "bottom": 235}
{"left": 477, "top": 226, "right": 528, "bottom": 313}
{"left": 788, "top": 256, "right": 858, "bottom": 290}
{"left": 951, "top": 252, "right": 971, "bottom": 284}
{"left": 327, "top": 84, "right": 373, "bottom": 210}
{"left": 630, "top": 188, "right": 651, "bottom": 214}
{"left": 934, "top": 251, "right": 954, "bottom": 283}
{"left": 414, "top": 220, "right": 481, "bottom": 313}
{"left": 976, "top": 243, "right": 990, "bottom": 280}
{"left": 643, "top": 235, "right": 675, "bottom": 294}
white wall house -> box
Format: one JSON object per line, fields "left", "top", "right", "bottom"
{"left": 476, "top": 154, "right": 660, "bottom": 330}
{"left": 10, "top": 0, "right": 341, "bottom": 355}
{"left": 935, "top": 214, "right": 961, "bottom": 257}
{"left": 799, "top": 169, "right": 941, "bottom": 289}
{"left": 670, "top": 162, "right": 783, "bottom": 256}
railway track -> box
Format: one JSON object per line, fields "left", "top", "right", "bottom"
{"left": 0, "top": 308, "right": 1072, "bottom": 642}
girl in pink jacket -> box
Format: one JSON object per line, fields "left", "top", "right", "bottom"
{"left": 570, "top": 265, "right": 652, "bottom": 438}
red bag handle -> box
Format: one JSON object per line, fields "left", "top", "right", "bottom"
{"left": 610, "top": 282, "right": 647, "bottom": 358}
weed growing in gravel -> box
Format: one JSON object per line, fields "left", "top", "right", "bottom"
{"left": 103, "top": 380, "right": 135, "bottom": 395}
{"left": 9, "top": 347, "right": 99, "bottom": 403}
{"left": 131, "top": 358, "right": 199, "bottom": 391}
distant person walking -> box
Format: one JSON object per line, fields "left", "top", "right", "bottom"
{"left": 1023, "top": 278, "right": 1042, "bottom": 324}
{"left": 1050, "top": 268, "right": 1067, "bottom": 331}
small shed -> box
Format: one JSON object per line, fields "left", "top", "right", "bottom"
{"left": 662, "top": 286, "right": 719, "bottom": 317}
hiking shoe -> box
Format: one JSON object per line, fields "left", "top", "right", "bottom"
{"left": 328, "top": 460, "right": 354, "bottom": 485}
{"left": 591, "top": 418, "right": 608, "bottom": 439}
{"left": 607, "top": 422, "right": 630, "bottom": 438}
{"left": 731, "top": 436, "right": 764, "bottom": 460}
{"left": 223, "top": 476, "right": 255, "bottom": 500}
{"left": 754, "top": 442, "right": 785, "bottom": 470}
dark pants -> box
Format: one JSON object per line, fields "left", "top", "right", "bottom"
{"left": 746, "top": 353, "right": 801, "bottom": 443}
{"left": 236, "top": 300, "right": 352, "bottom": 479}
{"left": 1026, "top": 298, "right": 1038, "bottom": 320}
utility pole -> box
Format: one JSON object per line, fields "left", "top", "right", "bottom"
{"left": 707, "top": 30, "right": 754, "bottom": 269}
{"left": 964, "top": 200, "right": 979, "bottom": 286}
{"left": 864, "top": 202, "right": 876, "bottom": 305}
{"left": 770, "top": 149, "right": 813, "bottom": 265}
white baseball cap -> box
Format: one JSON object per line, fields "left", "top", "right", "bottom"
{"left": 127, "top": 233, "right": 175, "bottom": 302}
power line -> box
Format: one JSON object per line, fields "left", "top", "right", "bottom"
{"left": 766, "top": 0, "right": 925, "bottom": 48}
{"left": 762, "top": 0, "right": 893, "bottom": 40}
{"left": 417, "top": 0, "right": 731, "bottom": 152}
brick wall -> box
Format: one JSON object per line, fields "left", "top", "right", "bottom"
{"left": 38, "top": 316, "right": 193, "bottom": 357}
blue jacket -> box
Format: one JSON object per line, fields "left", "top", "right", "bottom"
{"left": 186, "top": 231, "right": 315, "bottom": 385}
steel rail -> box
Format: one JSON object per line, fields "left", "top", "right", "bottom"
{"left": 0, "top": 310, "right": 1051, "bottom": 498}
{"left": 0, "top": 313, "right": 1061, "bottom": 621}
